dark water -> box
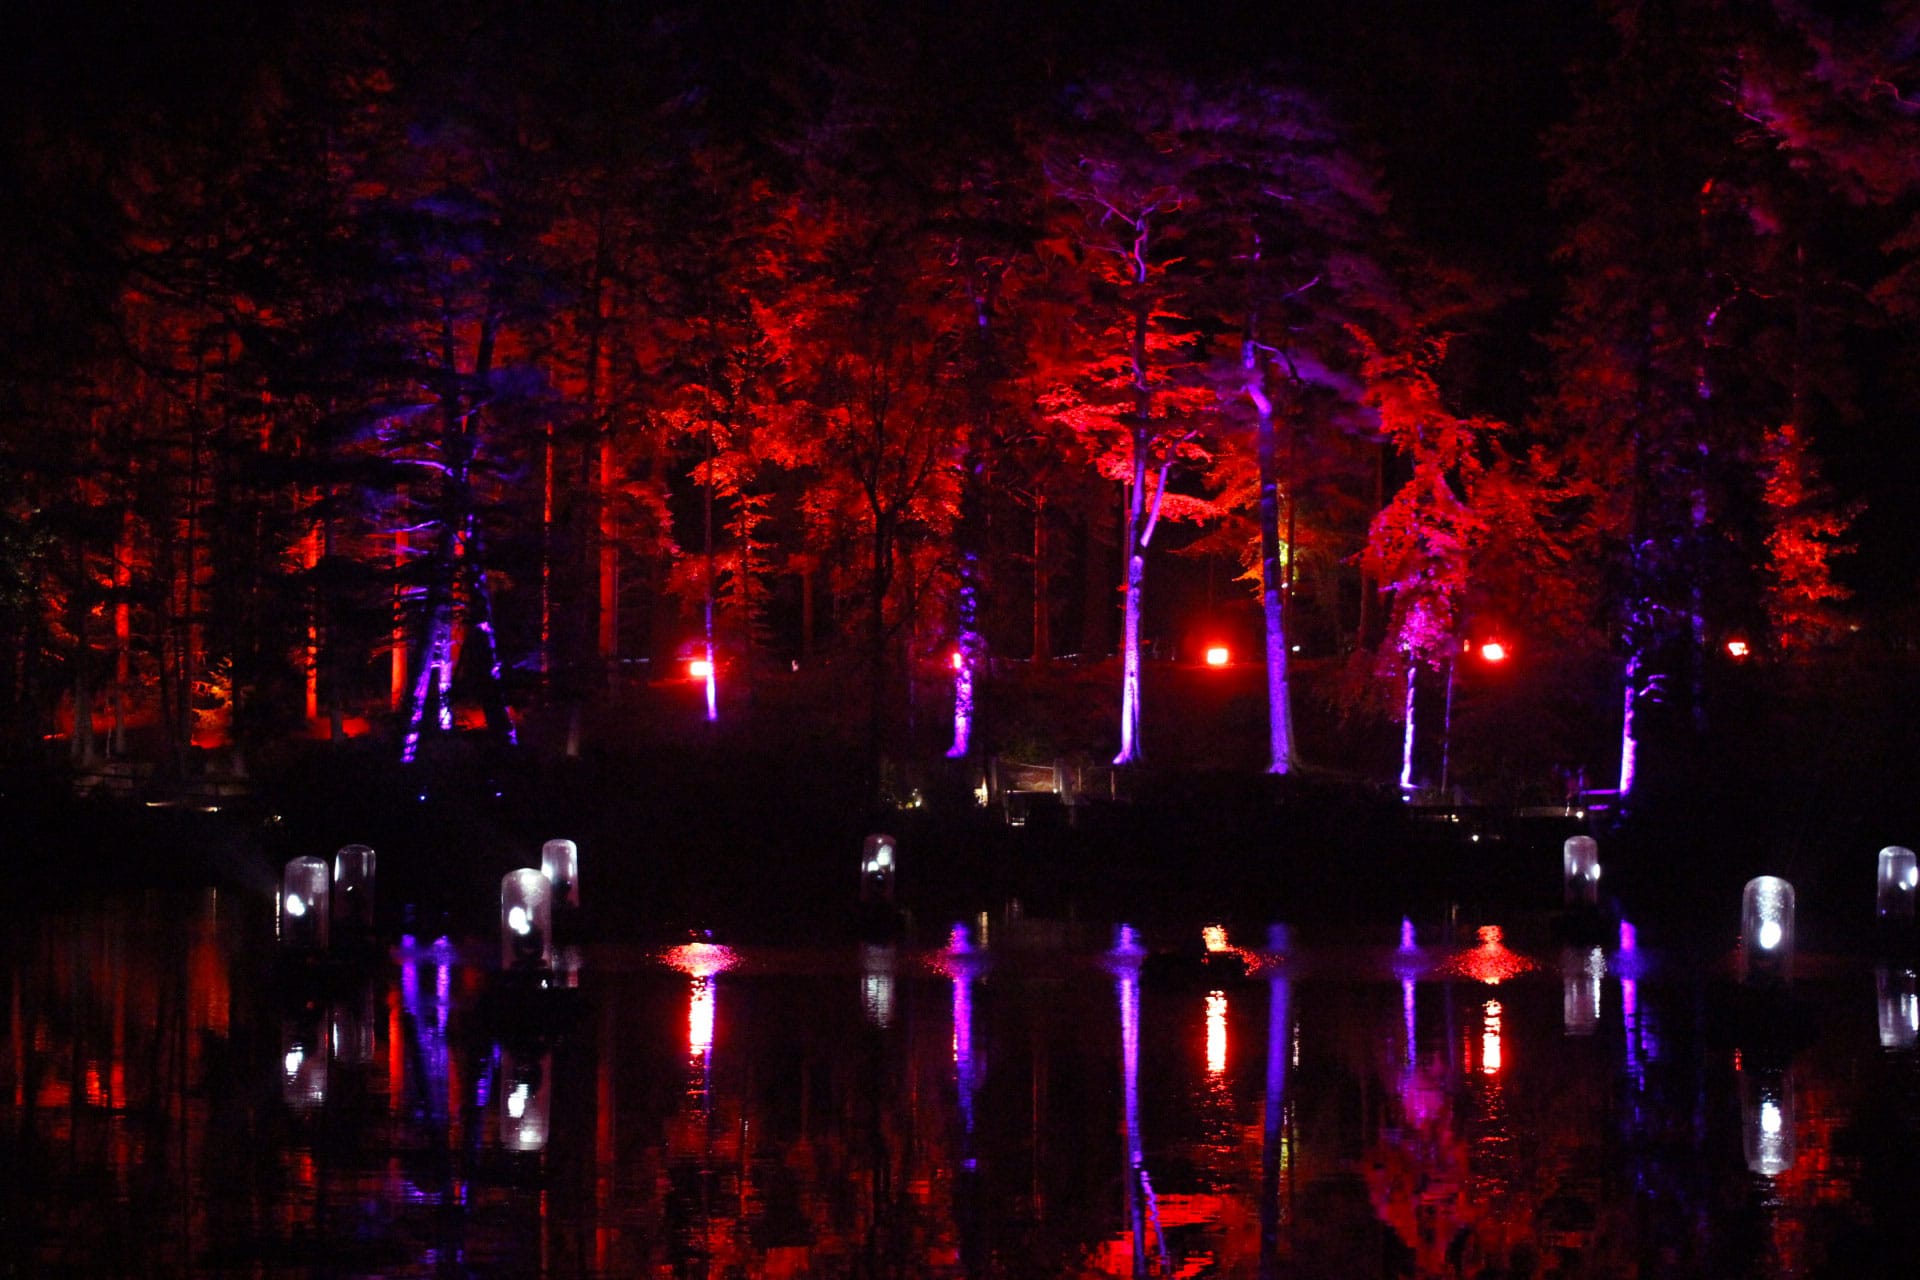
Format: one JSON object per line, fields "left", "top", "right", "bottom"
{"left": 5, "top": 896, "right": 1920, "bottom": 1278}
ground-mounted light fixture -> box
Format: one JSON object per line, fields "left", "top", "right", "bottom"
{"left": 1877, "top": 845, "right": 1916, "bottom": 926}
{"left": 1741, "top": 876, "right": 1796, "bottom": 985}
{"left": 279, "top": 857, "right": 330, "bottom": 952}
{"left": 500, "top": 870, "right": 554, "bottom": 972}
{"left": 1563, "top": 836, "right": 1601, "bottom": 908}
{"left": 332, "top": 844, "right": 376, "bottom": 939}
{"left": 541, "top": 839, "right": 580, "bottom": 911}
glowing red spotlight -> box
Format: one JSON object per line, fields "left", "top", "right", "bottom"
{"left": 1726, "top": 639, "right": 1750, "bottom": 659}
{"left": 951, "top": 650, "right": 965, "bottom": 671}
{"left": 688, "top": 659, "right": 713, "bottom": 679}
{"left": 1204, "top": 646, "right": 1230, "bottom": 667}
{"left": 1479, "top": 641, "right": 1508, "bottom": 663}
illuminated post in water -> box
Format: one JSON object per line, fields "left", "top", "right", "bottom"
{"left": 500, "top": 870, "right": 553, "bottom": 972}
{"left": 1563, "top": 837, "right": 1601, "bottom": 908}
{"left": 1740, "top": 876, "right": 1796, "bottom": 985}
{"left": 541, "top": 839, "right": 580, "bottom": 911}
{"left": 279, "top": 857, "right": 330, "bottom": 952}
{"left": 332, "top": 844, "right": 376, "bottom": 939}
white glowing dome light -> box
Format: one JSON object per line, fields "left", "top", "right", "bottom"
{"left": 1878, "top": 846, "right": 1918, "bottom": 923}
{"left": 500, "top": 870, "right": 554, "bottom": 971}
{"left": 1563, "top": 836, "right": 1601, "bottom": 908}
{"left": 1741, "top": 876, "right": 1796, "bottom": 984}
{"left": 541, "top": 839, "right": 580, "bottom": 909}
{"left": 279, "top": 857, "right": 330, "bottom": 951}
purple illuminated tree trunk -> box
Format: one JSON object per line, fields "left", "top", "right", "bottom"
{"left": 1245, "top": 336, "right": 1295, "bottom": 775}
{"left": 400, "top": 311, "right": 517, "bottom": 762}
{"left": 1114, "top": 227, "right": 1159, "bottom": 766}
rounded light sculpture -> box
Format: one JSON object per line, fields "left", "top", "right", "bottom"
{"left": 541, "top": 838, "right": 580, "bottom": 910}
{"left": 1740, "top": 876, "right": 1796, "bottom": 984}
{"left": 279, "top": 857, "right": 330, "bottom": 952}
{"left": 1563, "top": 836, "right": 1601, "bottom": 908}
{"left": 860, "top": 834, "right": 897, "bottom": 906}
{"left": 500, "top": 869, "right": 554, "bottom": 971}
{"left": 1877, "top": 846, "right": 1917, "bottom": 924}
{"left": 332, "top": 844, "right": 376, "bottom": 936}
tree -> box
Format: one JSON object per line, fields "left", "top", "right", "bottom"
{"left": 1044, "top": 74, "right": 1220, "bottom": 764}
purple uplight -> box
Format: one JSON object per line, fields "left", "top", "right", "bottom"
{"left": 1619, "top": 920, "right": 1637, "bottom": 953}
{"left": 1400, "top": 916, "right": 1417, "bottom": 951}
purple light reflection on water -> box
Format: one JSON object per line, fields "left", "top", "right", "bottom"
{"left": 13, "top": 901, "right": 1915, "bottom": 1276}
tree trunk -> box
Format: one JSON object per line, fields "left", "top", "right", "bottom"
{"left": 1115, "top": 427, "right": 1147, "bottom": 765}
{"left": 1399, "top": 662, "right": 1417, "bottom": 792}
{"left": 1248, "top": 342, "right": 1295, "bottom": 775}
{"left": 1032, "top": 492, "right": 1050, "bottom": 668}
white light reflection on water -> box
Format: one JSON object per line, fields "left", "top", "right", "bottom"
{"left": 14, "top": 901, "right": 1920, "bottom": 1276}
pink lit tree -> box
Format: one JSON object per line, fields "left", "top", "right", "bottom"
{"left": 1043, "top": 75, "right": 1220, "bottom": 764}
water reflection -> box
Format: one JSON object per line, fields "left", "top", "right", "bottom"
{"left": 8, "top": 897, "right": 1920, "bottom": 1275}
{"left": 1878, "top": 965, "right": 1918, "bottom": 1050}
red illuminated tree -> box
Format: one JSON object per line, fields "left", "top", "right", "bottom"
{"left": 1043, "top": 74, "right": 1223, "bottom": 764}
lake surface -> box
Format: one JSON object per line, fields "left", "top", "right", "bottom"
{"left": 5, "top": 893, "right": 1920, "bottom": 1277}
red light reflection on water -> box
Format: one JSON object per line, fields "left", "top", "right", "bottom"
{"left": 1441, "top": 926, "right": 1537, "bottom": 985}
{"left": 1481, "top": 1000, "right": 1504, "bottom": 1075}
{"left": 664, "top": 941, "right": 740, "bottom": 980}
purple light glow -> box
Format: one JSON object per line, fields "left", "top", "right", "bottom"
{"left": 1617, "top": 655, "right": 1640, "bottom": 798}
{"left": 1399, "top": 664, "right": 1417, "bottom": 791}
{"left": 1400, "top": 916, "right": 1417, "bottom": 951}
{"left": 1619, "top": 920, "right": 1637, "bottom": 953}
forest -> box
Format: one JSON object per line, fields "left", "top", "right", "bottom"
{"left": 2, "top": 0, "right": 1915, "bottom": 805}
